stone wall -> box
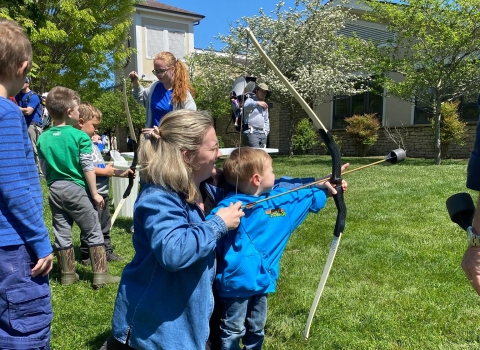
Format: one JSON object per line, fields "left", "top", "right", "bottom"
{"left": 214, "top": 102, "right": 477, "bottom": 159}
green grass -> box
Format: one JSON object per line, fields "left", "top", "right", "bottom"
{"left": 43, "top": 156, "right": 480, "bottom": 349}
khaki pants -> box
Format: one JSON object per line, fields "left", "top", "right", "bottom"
{"left": 28, "top": 123, "right": 42, "bottom": 175}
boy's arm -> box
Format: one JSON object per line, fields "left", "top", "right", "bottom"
{"left": 84, "top": 169, "right": 104, "bottom": 207}
{"left": 0, "top": 109, "right": 52, "bottom": 260}
{"left": 79, "top": 152, "right": 104, "bottom": 207}
{"left": 94, "top": 162, "right": 133, "bottom": 178}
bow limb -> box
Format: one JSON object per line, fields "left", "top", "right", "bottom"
{"left": 245, "top": 27, "right": 346, "bottom": 339}
{"left": 110, "top": 79, "right": 138, "bottom": 226}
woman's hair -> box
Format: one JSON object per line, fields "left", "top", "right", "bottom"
{"left": 46, "top": 86, "right": 81, "bottom": 120}
{"left": 79, "top": 102, "right": 102, "bottom": 122}
{"left": 154, "top": 51, "right": 196, "bottom": 106}
{"left": 222, "top": 147, "right": 271, "bottom": 189}
{"left": 0, "top": 19, "right": 32, "bottom": 81}
{"left": 139, "top": 109, "right": 214, "bottom": 203}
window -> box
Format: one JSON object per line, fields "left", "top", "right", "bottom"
{"left": 332, "top": 81, "right": 383, "bottom": 129}
{"left": 414, "top": 94, "right": 479, "bottom": 124}
{"left": 145, "top": 26, "right": 186, "bottom": 60}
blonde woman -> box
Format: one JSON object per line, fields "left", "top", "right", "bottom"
{"left": 106, "top": 110, "right": 244, "bottom": 350}
{"left": 129, "top": 51, "right": 196, "bottom": 129}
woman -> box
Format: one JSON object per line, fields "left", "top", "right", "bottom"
{"left": 129, "top": 51, "right": 196, "bottom": 129}
{"left": 105, "top": 110, "right": 244, "bottom": 349}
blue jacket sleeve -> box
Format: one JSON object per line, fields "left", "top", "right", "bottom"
{"left": 0, "top": 104, "right": 52, "bottom": 259}
{"left": 138, "top": 189, "right": 228, "bottom": 271}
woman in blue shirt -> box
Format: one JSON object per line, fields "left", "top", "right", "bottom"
{"left": 129, "top": 51, "right": 196, "bottom": 129}
{"left": 105, "top": 110, "right": 244, "bottom": 349}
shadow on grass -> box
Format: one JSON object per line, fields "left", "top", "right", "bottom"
{"left": 88, "top": 329, "right": 111, "bottom": 349}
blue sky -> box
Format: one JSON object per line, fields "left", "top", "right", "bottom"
{"left": 159, "top": 0, "right": 299, "bottom": 50}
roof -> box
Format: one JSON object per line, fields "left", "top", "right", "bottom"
{"left": 136, "top": 1, "right": 205, "bottom": 19}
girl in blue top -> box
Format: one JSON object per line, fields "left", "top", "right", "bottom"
{"left": 129, "top": 51, "right": 196, "bottom": 129}
{"left": 107, "top": 110, "right": 244, "bottom": 350}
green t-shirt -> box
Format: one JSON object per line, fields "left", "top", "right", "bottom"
{"left": 37, "top": 125, "right": 92, "bottom": 189}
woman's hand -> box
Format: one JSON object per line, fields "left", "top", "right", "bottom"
{"left": 216, "top": 202, "right": 245, "bottom": 230}
{"left": 129, "top": 71, "right": 140, "bottom": 88}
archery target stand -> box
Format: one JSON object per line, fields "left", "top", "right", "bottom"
{"left": 112, "top": 154, "right": 140, "bottom": 219}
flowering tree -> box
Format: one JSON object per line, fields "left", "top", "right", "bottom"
{"left": 189, "top": 0, "right": 371, "bottom": 153}
{"left": 359, "top": 0, "right": 480, "bottom": 164}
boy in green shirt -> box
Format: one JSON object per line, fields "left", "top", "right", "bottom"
{"left": 37, "top": 86, "right": 119, "bottom": 289}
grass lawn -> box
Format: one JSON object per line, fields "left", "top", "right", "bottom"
{"left": 42, "top": 155, "right": 480, "bottom": 349}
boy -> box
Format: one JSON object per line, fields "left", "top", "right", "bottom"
{"left": 37, "top": 86, "right": 120, "bottom": 289}
{"left": 208, "top": 147, "right": 346, "bottom": 350}
{"left": 76, "top": 102, "right": 130, "bottom": 264}
{"left": 0, "top": 19, "right": 53, "bottom": 349}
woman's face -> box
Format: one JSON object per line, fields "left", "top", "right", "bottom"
{"left": 191, "top": 126, "right": 221, "bottom": 185}
{"left": 153, "top": 59, "right": 174, "bottom": 86}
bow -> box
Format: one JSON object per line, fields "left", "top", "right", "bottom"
{"left": 110, "top": 78, "right": 139, "bottom": 226}
{"left": 244, "top": 27, "right": 346, "bottom": 340}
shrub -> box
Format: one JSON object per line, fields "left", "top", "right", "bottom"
{"left": 432, "top": 100, "right": 466, "bottom": 158}
{"left": 345, "top": 113, "right": 381, "bottom": 156}
{"left": 292, "top": 118, "right": 319, "bottom": 154}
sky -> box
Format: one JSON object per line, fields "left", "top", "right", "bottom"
{"left": 158, "top": 0, "right": 299, "bottom": 50}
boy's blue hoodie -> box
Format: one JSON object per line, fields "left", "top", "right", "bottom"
{"left": 208, "top": 185, "right": 327, "bottom": 298}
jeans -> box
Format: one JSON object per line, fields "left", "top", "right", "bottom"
{"left": 244, "top": 133, "right": 267, "bottom": 148}
{"left": 0, "top": 244, "right": 52, "bottom": 349}
{"left": 219, "top": 294, "right": 267, "bottom": 350}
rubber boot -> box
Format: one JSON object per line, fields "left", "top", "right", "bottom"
{"left": 89, "top": 245, "right": 121, "bottom": 289}
{"left": 55, "top": 246, "right": 79, "bottom": 285}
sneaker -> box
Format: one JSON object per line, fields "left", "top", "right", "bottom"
{"left": 106, "top": 252, "right": 125, "bottom": 262}
{"left": 80, "top": 258, "right": 91, "bottom": 266}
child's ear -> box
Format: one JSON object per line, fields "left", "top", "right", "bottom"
{"left": 251, "top": 173, "right": 261, "bottom": 186}
{"left": 16, "top": 61, "right": 29, "bottom": 78}
{"left": 77, "top": 117, "right": 85, "bottom": 127}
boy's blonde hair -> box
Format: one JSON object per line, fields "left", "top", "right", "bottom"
{"left": 222, "top": 147, "right": 271, "bottom": 189}
{"left": 46, "top": 86, "right": 80, "bottom": 120}
{"left": 139, "top": 109, "right": 214, "bottom": 203}
{"left": 0, "top": 19, "right": 32, "bottom": 81}
{"left": 79, "top": 102, "right": 102, "bottom": 122}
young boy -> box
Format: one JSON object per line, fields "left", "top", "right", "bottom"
{"left": 208, "top": 147, "right": 346, "bottom": 350}
{"left": 76, "top": 102, "right": 130, "bottom": 264}
{"left": 37, "top": 86, "right": 120, "bottom": 289}
{"left": 0, "top": 19, "right": 53, "bottom": 349}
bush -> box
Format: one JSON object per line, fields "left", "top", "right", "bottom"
{"left": 345, "top": 113, "right": 381, "bottom": 156}
{"left": 292, "top": 118, "right": 319, "bottom": 154}
{"left": 432, "top": 100, "right": 466, "bottom": 157}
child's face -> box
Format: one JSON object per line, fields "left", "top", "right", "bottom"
{"left": 258, "top": 158, "right": 275, "bottom": 195}
{"left": 79, "top": 118, "right": 100, "bottom": 137}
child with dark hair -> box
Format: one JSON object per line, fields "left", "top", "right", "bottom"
{"left": 37, "top": 86, "right": 120, "bottom": 289}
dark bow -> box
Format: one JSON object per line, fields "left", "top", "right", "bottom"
{"left": 244, "top": 28, "right": 346, "bottom": 340}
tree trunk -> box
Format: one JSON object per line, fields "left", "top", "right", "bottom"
{"left": 433, "top": 98, "right": 442, "bottom": 165}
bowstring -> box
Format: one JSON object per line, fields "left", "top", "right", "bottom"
{"left": 235, "top": 30, "right": 250, "bottom": 196}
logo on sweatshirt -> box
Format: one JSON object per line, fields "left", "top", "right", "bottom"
{"left": 265, "top": 208, "right": 286, "bottom": 218}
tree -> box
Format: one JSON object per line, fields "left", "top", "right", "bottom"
{"left": 0, "top": 0, "right": 137, "bottom": 101}
{"left": 93, "top": 79, "right": 145, "bottom": 141}
{"left": 186, "top": 48, "right": 238, "bottom": 121}
{"left": 190, "top": 0, "right": 370, "bottom": 154}
{"left": 359, "top": 0, "right": 480, "bottom": 164}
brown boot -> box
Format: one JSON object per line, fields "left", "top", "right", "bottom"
{"left": 89, "top": 245, "right": 121, "bottom": 289}
{"left": 55, "top": 246, "right": 79, "bottom": 285}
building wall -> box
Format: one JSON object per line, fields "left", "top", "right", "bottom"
{"left": 215, "top": 101, "right": 477, "bottom": 159}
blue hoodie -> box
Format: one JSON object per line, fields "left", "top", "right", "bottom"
{"left": 209, "top": 185, "right": 327, "bottom": 298}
